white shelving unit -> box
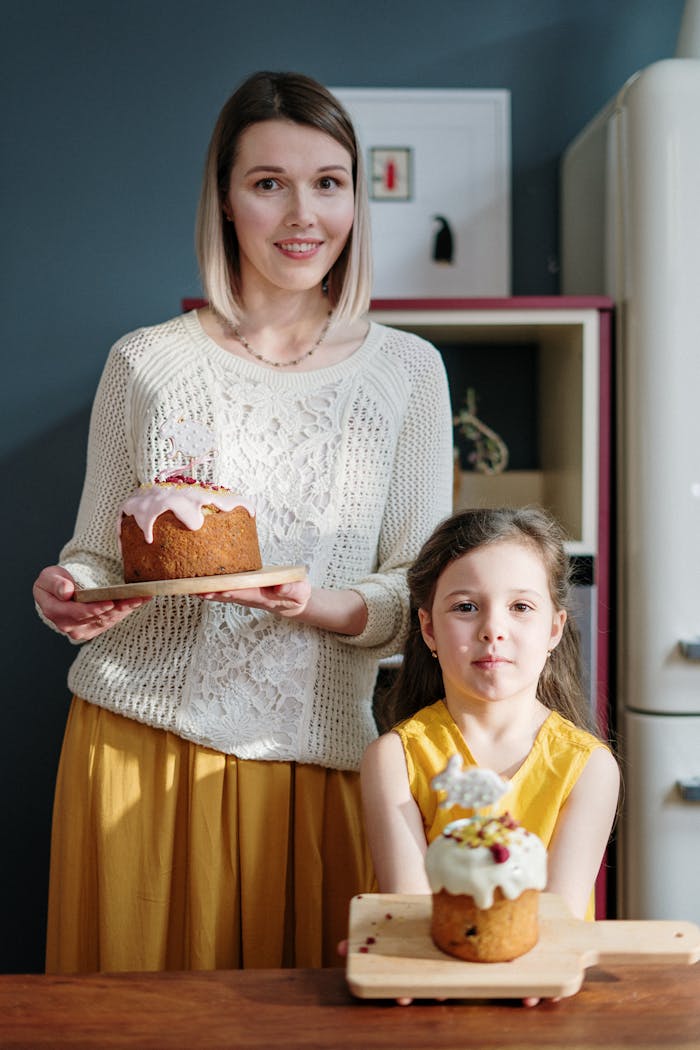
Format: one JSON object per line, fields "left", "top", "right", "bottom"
{"left": 369, "top": 300, "right": 610, "bottom": 556}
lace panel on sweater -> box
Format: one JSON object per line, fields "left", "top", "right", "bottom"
{"left": 176, "top": 367, "right": 355, "bottom": 757}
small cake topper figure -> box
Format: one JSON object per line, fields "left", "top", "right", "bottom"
{"left": 431, "top": 756, "right": 509, "bottom": 812}
{"left": 159, "top": 416, "right": 217, "bottom": 480}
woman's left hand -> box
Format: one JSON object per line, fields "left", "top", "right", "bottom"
{"left": 197, "top": 578, "right": 312, "bottom": 617}
{"left": 198, "top": 579, "right": 367, "bottom": 636}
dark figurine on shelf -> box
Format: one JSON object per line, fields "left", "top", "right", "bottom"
{"left": 432, "top": 215, "right": 454, "bottom": 264}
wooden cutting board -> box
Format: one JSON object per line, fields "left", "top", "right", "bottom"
{"left": 74, "top": 564, "right": 307, "bottom": 602}
{"left": 346, "top": 893, "right": 700, "bottom": 1001}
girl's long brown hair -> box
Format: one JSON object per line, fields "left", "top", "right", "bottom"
{"left": 381, "top": 506, "right": 596, "bottom": 736}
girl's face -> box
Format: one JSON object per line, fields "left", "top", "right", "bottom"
{"left": 225, "top": 119, "right": 355, "bottom": 299}
{"left": 418, "top": 539, "right": 566, "bottom": 709}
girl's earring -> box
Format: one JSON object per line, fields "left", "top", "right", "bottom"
{"left": 546, "top": 649, "right": 553, "bottom": 659}
{"left": 431, "top": 649, "right": 439, "bottom": 660}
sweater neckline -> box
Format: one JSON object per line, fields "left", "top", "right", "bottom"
{"left": 181, "top": 308, "right": 383, "bottom": 386}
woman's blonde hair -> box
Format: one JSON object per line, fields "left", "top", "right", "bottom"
{"left": 381, "top": 506, "right": 597, "bottom": 736}
{"left": 196, "top": 71, "right": 372, "bottom": 325}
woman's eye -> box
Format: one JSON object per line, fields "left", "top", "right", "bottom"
{"left": 255, "top": 177, "right": 279, "bottom": 191}
{"left": 317, "top": 175, "right": 339, "bottom": 190}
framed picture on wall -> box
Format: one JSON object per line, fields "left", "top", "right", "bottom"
{"left": 369, "top": 147, "right": 413, "bottom": 201}
{"left": 332, "top": 88, "right": 511, "bottom": 297}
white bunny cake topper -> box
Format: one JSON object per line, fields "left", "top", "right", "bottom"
{"left": 431, "top": 756, "right": 509, "bottom": 812}
{"left": 158, "top": 416, "right": 218, "bottom": 481}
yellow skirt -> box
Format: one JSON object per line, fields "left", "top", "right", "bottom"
{"left": 46, "top": 697, "right": 375, "bottom": 974}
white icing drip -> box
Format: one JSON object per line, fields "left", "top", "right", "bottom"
{"left": 424, "top": 818, "right": 547, "bottom": 909}
{"left": 120, "top": 483, "right": 256, "bottom": 544}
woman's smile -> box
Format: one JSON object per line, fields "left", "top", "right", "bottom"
{"left": 275, "top": 239, "right": 324, "bottom": 256}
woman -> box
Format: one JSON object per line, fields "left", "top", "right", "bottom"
{"left": 34, "top": 71, "right": 454, "bottom": 973}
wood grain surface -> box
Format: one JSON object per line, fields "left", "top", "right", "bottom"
{"left": 347, "top": 893, "right": 700, "bottom": 1000}
{"left": 0, "top": 962, "right": 699, "bottom": 1049}
{"left": 74, "top": 564, "right": 307, "bottom": 601}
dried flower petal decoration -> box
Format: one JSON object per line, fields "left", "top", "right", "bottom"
{"left": 431, "top": 756, "right": 509, "bottom": 812}
{"left": 453, "top": 388, "right": 509, "bottom": 475}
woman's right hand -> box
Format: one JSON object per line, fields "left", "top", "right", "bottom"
{"left": 33, "top": 565, "right": 151, "bottom": 642}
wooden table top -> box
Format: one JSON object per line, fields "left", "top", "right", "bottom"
{"left": 0, "top": 963, "right": 698, "bottom": 1049}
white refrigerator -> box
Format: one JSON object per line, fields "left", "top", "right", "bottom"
{"left": 561, "top": 55, "right": 700, "bottom": 921}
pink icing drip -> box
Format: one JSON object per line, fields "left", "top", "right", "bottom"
{"left": 120, "top": 484, "right": 256, "bottom": 544}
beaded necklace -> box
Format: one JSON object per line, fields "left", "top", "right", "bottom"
{"left": 227, "top": 310, "right": 333, "bottom": 368}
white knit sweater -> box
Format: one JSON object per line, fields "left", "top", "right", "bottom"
{"left": 58, "top": 311, "right": 454, "bottom": 770}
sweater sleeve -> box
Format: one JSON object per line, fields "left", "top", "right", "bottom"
{"left": 344, "top": 336, "right": 454, "bottom": 656}
{"left": 58, "top": 337, "right": 139, "bottom": 590}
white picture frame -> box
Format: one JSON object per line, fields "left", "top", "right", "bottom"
{"left": 333, "top": 88, "right": 511, "bottom": 298}
{"left": 369, "top": 147, "right": 413, "bottom": 201}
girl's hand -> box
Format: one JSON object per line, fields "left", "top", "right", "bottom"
{"left": 197, "top": 578, "right": 312, "bottom": 618}
{"left": 33, "top": 565, "right": 151, "bottom": 642}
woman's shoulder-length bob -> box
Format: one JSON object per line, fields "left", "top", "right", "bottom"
{"left": 195, "top": 70, "right": 372, "bottom": 326}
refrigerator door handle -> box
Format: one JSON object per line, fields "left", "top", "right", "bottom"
{"left": 679, "top": 638, "right": 700, "bottom": 660}
{"left": 677, "top": 777, "right": 700, "bottom": 801}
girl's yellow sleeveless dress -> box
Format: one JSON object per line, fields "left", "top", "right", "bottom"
{"left": 394, "top": 700, "right": 607, "bottom": 921}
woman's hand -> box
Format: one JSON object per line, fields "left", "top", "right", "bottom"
{"left": 197, "top": 578, "right": 312, "bottom": 617}
{"left": 33, "top": 565, "right": 151, "bottom": 642}
{"left": 199, "top": 579, "right": 368, "bottom": 636}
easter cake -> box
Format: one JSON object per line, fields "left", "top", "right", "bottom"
{"left": 424, "top": 760, "right": 547, "bottom": 963}
{"left": 119, "top": 477, "right": 262, "bottom": 583}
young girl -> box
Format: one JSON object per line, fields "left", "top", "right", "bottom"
{"left": 33, "top": 71, "right": 453, "bottom": 973}
{"left": 361, "top": 506, "right": 620, "bottom": 923}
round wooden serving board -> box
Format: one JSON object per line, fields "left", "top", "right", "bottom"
{"left": 346, "top": 893, "right": 700, "bottom": 1001}
{"left": 74, "top": 564, "right": 307, "bottom": 602}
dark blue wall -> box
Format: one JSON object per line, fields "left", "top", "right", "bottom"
{"left": 1, "top": 0, "right": 685, "bottom": 972}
